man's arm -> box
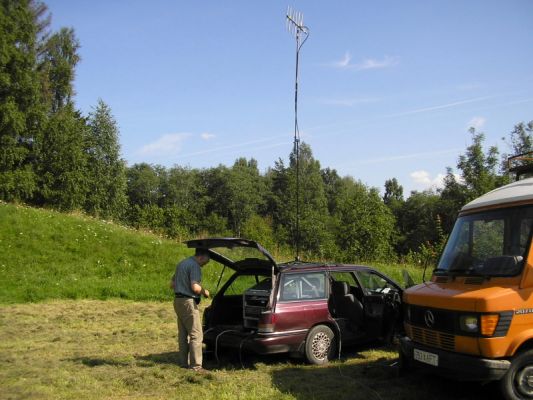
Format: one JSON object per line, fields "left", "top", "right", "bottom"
{"left": 191, "top": 282, "right": 210, "bottom": 298}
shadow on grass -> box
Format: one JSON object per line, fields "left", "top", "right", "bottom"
{"left": 72, "top": 357, "right": 131, "bottom": 367}
{"left": 135, "top": 351, "right": 181, "bottom": 366}
{"left": 271, "top": 356, "right": 501, "bottom": 400}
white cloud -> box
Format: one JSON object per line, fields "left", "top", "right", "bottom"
{"left": 200, "top": 132, "right": 216, "bottom": 140}
{"left": 468, "top": 116, "right": 486, "bottom": 130}
{"left": 410, "top": 170, "right": 462, "bottom": 191}
{"left": 137, "top": 133, "right": 191, "bottom": 156}
{"left": 327, "top": 52, "right": 399, "bottom": 71}
{"left": 355, "top": 56, "right": 399, "bottom": 70}
{"left": 410, "top": 170, "right": 446, "bottom": 190}
{"left": 333, "top": 51, "right": 352, "bottom": 68}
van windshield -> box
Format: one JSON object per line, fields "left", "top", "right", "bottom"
{"left": 436, "top": 206, "right": 533, "bottom": 277}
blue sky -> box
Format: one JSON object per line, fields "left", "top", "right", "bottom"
{"left": 46, "top": 0, "right": 533, "bottom": 195}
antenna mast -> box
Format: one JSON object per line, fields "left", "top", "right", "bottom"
{"left": 286, "top": 7, "right": 309, "bottom": 261}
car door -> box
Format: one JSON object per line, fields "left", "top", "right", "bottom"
{"left": 354, "top": 270, "right": 402, "bottom": 339}
{"left": 274, "top": 272, "right": 329, "bottom": 332}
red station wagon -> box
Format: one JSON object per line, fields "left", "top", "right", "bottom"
{"left": 186, "top": 238, "right": 403, "bottom": 364}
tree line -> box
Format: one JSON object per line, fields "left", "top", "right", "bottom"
{"left": 1, "top": 1, "right": 532, "bottom": 264}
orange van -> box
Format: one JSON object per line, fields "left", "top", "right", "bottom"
{"left": 399, "top": 177, "right": 533, "bottom": 400}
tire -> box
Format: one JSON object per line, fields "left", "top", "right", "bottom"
{"left": 397, "top": 347, "right": 411, "bottom": 377}
{"left": 500, "top": 349, "right": 533, "bottom": 400}
{"left": 304, "top": 325, "right": 336, "bottom": 365}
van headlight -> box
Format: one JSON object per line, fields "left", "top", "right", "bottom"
{"left": 459, "top": 315, "right": 479, "bottom": 333}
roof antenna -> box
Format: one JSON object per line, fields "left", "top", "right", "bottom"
{"left": 286, "top": 6, "right": 309, "bottom": 262}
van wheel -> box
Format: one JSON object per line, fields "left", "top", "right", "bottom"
{"left": 500, "top": 349, "right": 533, "bottom": 400}
{"left": 305, "top": 325, "right": 336, "bottom": 365}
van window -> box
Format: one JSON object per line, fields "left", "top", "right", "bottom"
{"left": 437, "top": 206, "right": 533, "bottom": 276}
{"left": 280, "top": 273, "right": 326, "bottom": 301}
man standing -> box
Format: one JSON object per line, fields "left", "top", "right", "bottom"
{"left": 171, "top": 248, "right": 211, "bottom": 371}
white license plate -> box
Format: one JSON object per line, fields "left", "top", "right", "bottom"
{"left": 414, "top": 349, "right": 439, "bottom": 366}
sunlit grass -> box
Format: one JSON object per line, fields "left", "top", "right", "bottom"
{"left": 0, "top": 300, "right": 499, "bottom": 400}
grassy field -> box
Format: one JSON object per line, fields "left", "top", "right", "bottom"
{"left": 0, "top": 300, "right": 502, "bottom": 400}
{"left": 2, "top": 202, "right": 480, "bottom": 400}
{"left": 0, "top": 202, "right": 423, "bottom": 304}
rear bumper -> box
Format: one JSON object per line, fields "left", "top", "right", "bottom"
{"left": 204, "top": 327, "right": 307, "bottom": 355}
{"left": 399, "top": 336, "right": 510, "bottom": 381}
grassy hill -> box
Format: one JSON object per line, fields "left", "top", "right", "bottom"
{"left": 0, "top": 203, "right": 208, "bottom": 303}
{"left": 0, "top": 202, "right": 423, "bottom": 304}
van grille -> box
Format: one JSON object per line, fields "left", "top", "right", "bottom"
{"left": 408, "top": 325, "right": 455, "bottom": 352}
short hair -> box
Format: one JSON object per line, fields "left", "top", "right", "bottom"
{"left": 195, "top": 248, "right": 210, "bottom": 257}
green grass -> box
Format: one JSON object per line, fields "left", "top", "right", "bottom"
{"left": 0, "top": 300, "right": 501, "bottom": 400}
{"left": 0, "top": 202, "right": 424, "bottom": 304}
{"left": 0, "top": 203, "right": 225, "bottom": 303}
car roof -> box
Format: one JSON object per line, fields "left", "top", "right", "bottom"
{"left": 277, "top": 261, "right": 376, "bottom": 272}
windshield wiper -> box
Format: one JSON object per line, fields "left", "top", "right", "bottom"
{"left": 432, "top": 268, "right": 448, "bottom": 275}
{"left": 448, "top": 267, "right": 485, "bottom": 277}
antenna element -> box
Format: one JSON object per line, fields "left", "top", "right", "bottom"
{"left": 286, "top": 7, "right": 309, "bottom": 261}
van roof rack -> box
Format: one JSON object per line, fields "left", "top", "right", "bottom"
{"left": 507, "top": 151, "right": 533, "bottom": 181}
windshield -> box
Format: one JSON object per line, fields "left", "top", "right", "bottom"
{"left": 436, "top": 206, "right": 533, "bottom": 277}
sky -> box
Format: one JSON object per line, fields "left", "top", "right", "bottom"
{"left": 45, "top": 0, "right": 533, "bottom": 195}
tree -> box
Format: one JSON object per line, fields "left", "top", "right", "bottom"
{"left": 0, "top": 0, "right": 47, "bottom": 201}
{"left": 396, "top": 190, "right": 442, "bottom": 256}
{"left": 37, "top": 105, "right": 88, "bottom": 210}
{"left": 502, "top": 121, "right": 533, "bottom": 179}
{"left": 226, "top": 158, "right": 265, "bottom": 235}
{"left": 503, "top": 121, "right": 533, "bottom": 156}
{"left": 271, "top": 143, "right": 334, "bottom": 257}
{"left": 321, "top": 167, "right": 345, "bottom": 215}
{"left": 456, "top": 128, "right": 506, "bottom": 199}
{"left": 85, "top": 99, "right": 127, "bottom": 219}
{"left": 383, "top": 178, "right": 404, "bottom": 206}
{"left": 126, "top": 163, "right": 163, "bottom": 207}
{"left": 335, "top": 179, "right": 395, "bottom": 262}
{"left": 38, "top": 27, "right": 80, "bottom": 113}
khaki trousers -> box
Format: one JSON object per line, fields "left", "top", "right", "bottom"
{"left": 173, "top": 297, "right": 203, "bottom": 368}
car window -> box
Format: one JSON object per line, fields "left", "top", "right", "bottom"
{"left": 355, "top": 271, "right": 394, "bottom": 294}
{"left": 280, "top": 272, "right": 326, "bottom": 301}
{"left": 330, "top": 271, "right": 357, "bottom": 286}
{"left": 224, "top": 274, "right": 263, "bottom": 296}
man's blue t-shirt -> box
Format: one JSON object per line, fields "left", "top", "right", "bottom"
{"left": 174, "top": 256, "right": 201, "bottom": 298}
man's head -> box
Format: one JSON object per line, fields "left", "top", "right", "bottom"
{"left": 194, "top": 248, "right": 210, "bottom": 266}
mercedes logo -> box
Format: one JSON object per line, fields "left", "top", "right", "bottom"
{"left": 424, "top": 310, "right": 435, "bottom": 328}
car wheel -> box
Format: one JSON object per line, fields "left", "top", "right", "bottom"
{"left": 305, "top": 325, "right": 336, "bottom": 365}
{"left": 500, "top": 349, "right": 533, "bottom": 400}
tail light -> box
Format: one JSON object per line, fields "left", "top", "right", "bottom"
{"left": 258, "top": 311, "right": 276, "bottom": 333}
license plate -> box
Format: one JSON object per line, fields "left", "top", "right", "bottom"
{"left": 414, "top": 349, "right": 439, "bottom": 366}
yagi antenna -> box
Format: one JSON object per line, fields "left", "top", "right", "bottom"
{"left": 285, "top": 7, "right": 309, "bottom": 262}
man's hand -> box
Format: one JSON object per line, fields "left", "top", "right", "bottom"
{"left": 202, "top": 288, "right": 210, "bottom": 298}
